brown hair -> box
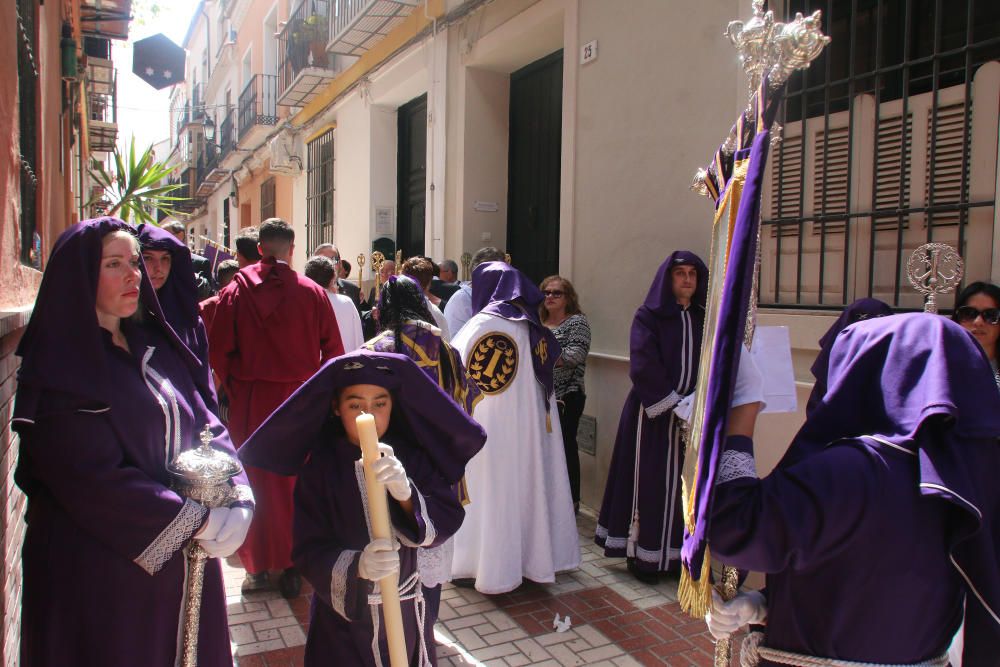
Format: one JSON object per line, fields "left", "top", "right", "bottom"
{"left": 401, "top": 257, "right": 434, "bottom": 290}
{"left": 539, "top": 275, "right": 582, "bottom": 322}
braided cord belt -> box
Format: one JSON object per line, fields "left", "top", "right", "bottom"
{"left": 741, "top": 632, "right": 950, "bottom": 667}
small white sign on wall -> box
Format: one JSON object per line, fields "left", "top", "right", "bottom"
{"left": 580, "top": 40, "right": 598, "bottom": 66}
{"left": 375, "top": 207, "right": 394, "bottom": 234}
{"left": 473, "top": 201, "right": 499, "bottom": 212}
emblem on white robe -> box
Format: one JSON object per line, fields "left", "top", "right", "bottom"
{"left": 467, "top": 332, "right": 518, "bottom": 394}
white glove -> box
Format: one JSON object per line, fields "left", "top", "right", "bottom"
{"left": 705, "top": 589, "right": 767, "bottom": 640}
{"left": 357, "top": 538, "right": 400, "bottom": 581}
{"left": 197, "top": 507, "right": 253, "bottom": 559}
{"left": 195, "top": 507, "right": 228, "bottom": 541}
{"left": 732, "top": 347, "right": 766, "bottom": 410}
{"left": 372, "top": 444, "right": 412, "bottom": 502}
{"left": 674, "top": 393, "right": 695, "bottom": 424}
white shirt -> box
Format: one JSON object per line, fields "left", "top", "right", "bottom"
{"left": 325, "top": 290, "right": 364, "bottom": 352}
{"left": 443, "top": 283, "right": 473, "bottom": 337}
{"left": 427, "top": 301, "right": 451, "bottom": 342}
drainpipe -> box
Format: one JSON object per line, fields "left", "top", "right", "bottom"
{"left": 201, "top": 3, "right": 212, "bottom": 81}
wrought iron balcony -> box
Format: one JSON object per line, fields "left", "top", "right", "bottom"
{"left": 85, "top": 58, "right": 117, "bottom": 153}
{"left": 278, "top": 0, "right": 339, "bottom": 107}
{"left": 238, "top": 74, "right": 279, "bottom": 142}
{"left": 173, "top": 168, "right": 199, "bottom": 212}
{"left": 219, "top": 106, "right": 236, "bottom": 160}
{"left": 328, "top": 0, "right": 419, "bottom": 56}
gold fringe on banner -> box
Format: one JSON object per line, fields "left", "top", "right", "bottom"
{"left": 678, "top": 546, "right": 713, "bottom": 618}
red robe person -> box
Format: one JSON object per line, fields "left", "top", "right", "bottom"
{"left": 209, "top": 257, "right": 344, "bottom": 576}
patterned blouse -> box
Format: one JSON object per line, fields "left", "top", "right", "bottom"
{"left": 550, "top": 313, "right": 592, "bottom": 399}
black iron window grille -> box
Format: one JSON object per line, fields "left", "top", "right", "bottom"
{"left": 17, "top": 0, "right": 39, "bottom": 268}
{"left": 238, "top": 74, "right": 279, "bottom": 139}
{"left": 261, "top": 177, "right": 276, "bottom": 221}
{"left": 306, "top": 129, "right": 335, "bottom": 252}
{"left": 219, "top": 106, "right": 236, "bottom": 159}
{"left": 761, "top": 0, "right": 1000, "bottom": 310}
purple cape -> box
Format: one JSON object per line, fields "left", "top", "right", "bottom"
{"left": 238, "top": 350, "right": 486, "bottom": 484}
{"left": 15, "top": 217, "right": 199, "bottom": 419}
{"left": 806, "top": 298, "right": 893, "bottom": 417}
{"left": 470, "top": 261, "right": 560, "bottom": 404}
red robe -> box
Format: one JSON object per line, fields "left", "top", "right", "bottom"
{"left": 209, "top": 258, "right": 344, "bottom": 573}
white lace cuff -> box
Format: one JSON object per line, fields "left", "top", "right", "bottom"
{"left": 645, "top": 391, "right": 681, "bottom": 419}
{"left": 229, "top": 484, "right": 255, "bottom": 509}
{"left": 134, "top": 498, "right": 207, "bottom": 575}
{"left": 396, "top": 482, "right": 436, "bottom": 548}
{"left": 716, "top": 450, "right": 758, "bottom": 485}
{"left": 330, "top": 549, "right": 359, "bottom": 620}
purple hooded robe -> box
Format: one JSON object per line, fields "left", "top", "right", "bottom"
{"left": 595, "top": 251, "right": 708, "bottom": 574}
{"left": 710, "top": 313, "right": 1000, "bottom": 665}
{"left": 238, "top": 351, "right": 487, "bottom": 666}
{"left": 12, "top": 217, "right": 251, "bottom": 667}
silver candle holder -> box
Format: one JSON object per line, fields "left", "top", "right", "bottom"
{"left": 168, "top": 425, "right": 242, "bottom": 667}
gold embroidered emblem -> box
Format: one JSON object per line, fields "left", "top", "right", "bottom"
{"left": 467, "top": 332, "right": 518, "bottom": 395}
{"left": 534, "top": 338, "right": 548, "bottom": 365}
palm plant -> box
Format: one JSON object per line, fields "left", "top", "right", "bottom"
{"left": 87, "top": 137, "right": 187, "bottom": 224}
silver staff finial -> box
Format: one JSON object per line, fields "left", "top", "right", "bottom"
{"left": 906, "top": 242, "right": 964, "bottom": 314}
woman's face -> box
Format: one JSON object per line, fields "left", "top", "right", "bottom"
{"left": 96, "top": 232, "right": 142, "bottom": 323}
{"left": 333, "top": 384, "right": 393, "bottom": 445}
{"left": 958, "top": 292, "right": 1000, "bottom": 360}
{"left": 141, "top": 249, "right": 172, "bottom": 291}
{"left": 542, "top": 280, "right": 567, "bottom": 312}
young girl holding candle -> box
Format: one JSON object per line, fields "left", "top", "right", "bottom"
{"left": 238, "top": 351, "right": 486, "bottom": 666}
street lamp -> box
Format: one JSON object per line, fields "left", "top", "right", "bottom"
{"left": 202, "top": 116, "right": 217, "bottom": 146}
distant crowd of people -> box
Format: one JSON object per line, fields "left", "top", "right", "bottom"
{"left": 11, "top": 214, "right": 1000, "bottom": 666}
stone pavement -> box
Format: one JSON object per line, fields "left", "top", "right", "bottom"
{"left": 225, "top": 509, "right": 733, "bottom": 666}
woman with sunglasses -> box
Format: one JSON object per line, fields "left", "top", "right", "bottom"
{"left": 952, "top": 281, "right": 1000, "bottom": 390}
{"left": 540, "top": 276, "right": 591, "bottom": 514}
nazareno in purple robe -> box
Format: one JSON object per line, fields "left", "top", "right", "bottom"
{"left": 805, "top": 297, "right": 892, "bottom": 418}
{"left": 138, "top": 222, "right": 217, "bottom": 409}
{"left": 238, "top": 351, "right": 487, "bottom": 666}
{"left": 12, "top": 217, "right": 252, "bottom": 667}
{"left": 595, "top": 251, "right": 707, "bottom": 574}
{"left": 710, "top": 313, "right": 1000, "bottom": 666}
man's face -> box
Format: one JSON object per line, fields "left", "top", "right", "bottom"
{"left": 380, "top": 261, "right": 395, "bottom": 282}
{"left": 142, "top": 249, "right": 173, "bottom": 291}
{"left": 671, "top": 264, "right": 698, "bottom": 303}
{"left": 169, "top": 229, "right": 185, "bottom": 244}
{"left": 440, "top": 267, "right": 456, "bottom": 282}
{"left": 317, "top": 247, "right": 339, "bottom": 261}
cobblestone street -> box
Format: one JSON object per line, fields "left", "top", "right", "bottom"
{"left": 225, "top": 509, "right": 728, "bottom": 666}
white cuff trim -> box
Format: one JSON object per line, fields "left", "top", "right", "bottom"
{"left": 396, "top": 481, "right": 436, "bottom": 548}
{"left": 716, "top": 450, "right": 758, "bottom": 485}
{"left": 135, "top": 499, "right": 207, "bottom": 575}
{"left": 331, "top": 549, "right": 359, "bottom": 620}
{"left": 645, "top": 391, "right": 681, "bottom": 419}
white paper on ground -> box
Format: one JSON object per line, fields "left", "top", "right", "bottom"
{"left": 750, "top": 326, "right": 798, "bottom": 414}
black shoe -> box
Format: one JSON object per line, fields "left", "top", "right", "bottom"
{"left": 627, "top": 558, "right": 659, "bottom": 585}
{"left": 241, "top": 572, "right": 269, "bottom": 594}
{"left": 451, "top": 578, "right": 476, "bottom": 589}
{"left": 278, "top": 567, "right": 302, "bottom": 599}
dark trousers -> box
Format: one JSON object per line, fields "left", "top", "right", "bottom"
{"left": 557, "top": 391, "right": 585, "bottom": 505}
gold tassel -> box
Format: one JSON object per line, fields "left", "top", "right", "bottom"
{"left": 678, "top": 547, "right": 713, "bottom": 618}
{"left": 546, "top": 412, "right": 552, "bottom": 433}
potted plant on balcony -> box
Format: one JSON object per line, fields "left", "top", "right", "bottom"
{"left": 296, "top": 13, "right": 327, "bottom": 67}
{"left": 86, "top": 137, "right": 186, "bottom": 223}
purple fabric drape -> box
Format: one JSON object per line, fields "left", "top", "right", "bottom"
{"left": 681, "top": 130, "right": 774, "bottom": 583}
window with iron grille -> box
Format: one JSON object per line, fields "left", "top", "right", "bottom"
{"left": 261, "top": 177, "right": 276, "bottom": 221}
{"left": 17, "top": 0, "right": 39, "bottom": 268}
{"left": 306, "top": 129, "right": 334, "bottom": 252}
{"left": 760, "top": 0, "right": 1000, "bottom": 310}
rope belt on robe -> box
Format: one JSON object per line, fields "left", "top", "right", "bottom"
{"left": 367, "top": 572, "right": 431, "bottom": 667}
{"left": 740, "top": 633, "right": 950, "bottom": 667}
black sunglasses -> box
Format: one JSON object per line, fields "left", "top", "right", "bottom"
{"left": 543, "top": 290, "right": 564, "bottom": 297}
{"left": 955, "top": 306, "right": 1000, "bottom": 325}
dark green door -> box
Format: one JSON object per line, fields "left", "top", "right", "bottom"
{"left": 397, "top": 94, "right": 427, "bottom": 258}
{"left": 507, "top": 50, "right": 563, "bottom": 284}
